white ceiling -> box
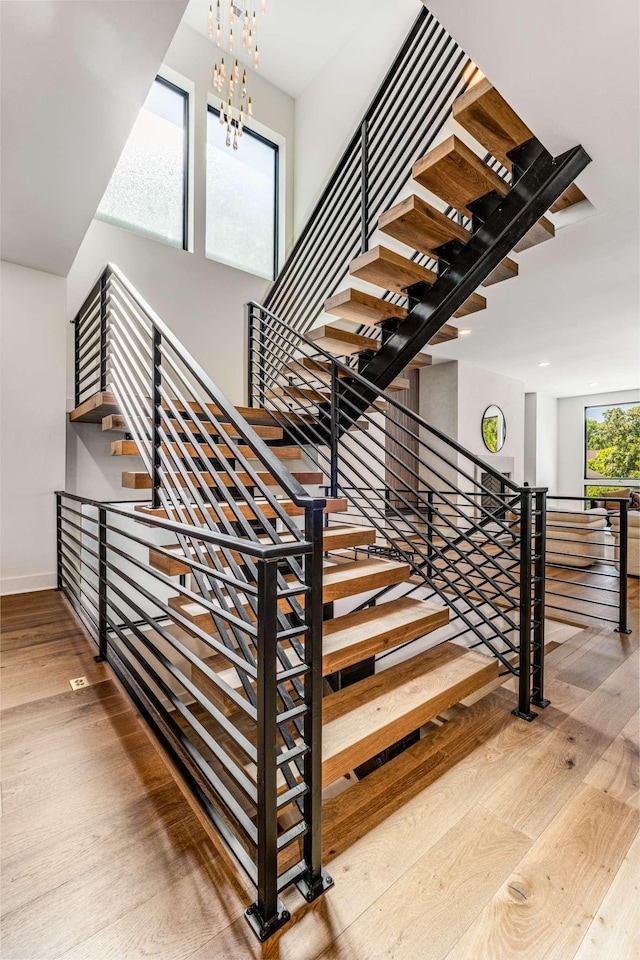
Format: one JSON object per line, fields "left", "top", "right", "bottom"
{"left": 0, "top": 0, "right": 187, "bottom": 277}
{"left": 182, "top": 0, "right": 391, "bottom": 98}
{"left": 423, "top": 0, "right": 639, "bottom": 398}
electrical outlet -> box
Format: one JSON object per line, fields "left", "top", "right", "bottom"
{"left": 69, "top": 676, "right": 89, "bottom": 691}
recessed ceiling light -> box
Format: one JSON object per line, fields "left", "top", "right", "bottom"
{"left": 459, "top": 328, "right": 472, "bottom": 336}
{"left": 589, "top": 382, "right": 599, "bottom": 387}
{"left": 538, "top": 361, "right": 550, "bottom": 367}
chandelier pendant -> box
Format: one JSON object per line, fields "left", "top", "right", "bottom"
{"left": 209, "top": 0, "right": 265, "bottom": 149}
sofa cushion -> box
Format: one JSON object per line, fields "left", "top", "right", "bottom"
{"left": 611, "top": 511, "right": 640, "bottom": 533}
{"left": 547, "top": 508, "right": 607, "bottom": 528}
{"left": 604, "top": 488, "right": 631, "bottom": 509}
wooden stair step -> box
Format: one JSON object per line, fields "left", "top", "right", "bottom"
{"left": 102, "top": 414, "right": 127, "bottom": 431}
{"left": 413, "top": 135, "right": 553, "bottom": 250}
{"left": 69, "top": 391, "right": 119, "bottom": 423}
{"left": 111, "top": 439, "right": 302, "bottom": 461}
{"left": 306, "top": 325, "right": 380, "bottom": 357}
{"left": 321, "top": 641, "right": 498, "bottom": 787}
{"left": 403, "top": 353, "right": 432, "bottom": 370}
{"left": 135, "top": 496, "right": 348, "bottom": 525}
{"left": 269, "top": 385, "right": 329, "bottom": 404}
{"left": 349, "top": 246, "right": 486, "bottom": 318}
{"left": 168, "top": 592, "right": 295, "bottom": 628}
{"left": 322, "top": 596, "right": 449, "bottom": 676}
{"left": 483, "top": 256, "right": 519, "bottom": 285}
{"left": 452, "top": 79, "right": 586, "bottom": 213}
{"left": 150, "top": 524, "right": 377, "bottom": 577}
{"left": 321, "top": 557, "right": 410, "bottom": 603}
{"left": 378, "top": 195, "right": 516, "bottom": 285}
{"left": 323, "top": 289, "right": 458, "bottom": 345}
{"left": 288, "top": 359, "right": 410, "bottom": 394}
{"left": 452, "top": 77, "right": 533, "bottom": 169}
{"left": 122, "top": 469, "right": 323, "bottom": 492}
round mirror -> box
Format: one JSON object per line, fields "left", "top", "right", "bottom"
{"left": 481, "top": 405, "right": 506, "bottom": 453}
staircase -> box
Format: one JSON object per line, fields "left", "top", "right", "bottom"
{"left": 60, "top": 9, "right": 589, "bottom": 945}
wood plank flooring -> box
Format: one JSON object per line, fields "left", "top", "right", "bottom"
{"left": 1, "top": 585, "right": 638, "bottom": 960}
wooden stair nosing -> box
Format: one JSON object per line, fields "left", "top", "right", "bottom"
{"left": 135, "top": 497, "right": 348, "bottom": 525}
{"left": 321, "top": 642, "right": 498, "bottom": 787}
{"left": 322, "top": 596, "right": 449, "bottom": 675}
{"left": 451, "top": 77, "right": 533, "bottom": 170}
{"left": 412, "top": 134, "right": 508, "bottom": 217}
{"left": 321, "top": 557, "right": 410, "bottom": 604}
{"left": 149, "top": 524, "right": 377, "bottom": 577}
{"left": 69, "top": 391, "right": 118, "bottom": 423}
{"left": 307, "top": 324, "right": 380, "bottom": 357}
{"left": 122, "top": 469, "right": 323, "bottom": 492}
{"left": 111, "top": 439, "right": 302, "bottom": 461}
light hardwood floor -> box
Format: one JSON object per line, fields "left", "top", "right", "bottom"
{"left": 1, "top": 586, "right": 638, "bottom": 960}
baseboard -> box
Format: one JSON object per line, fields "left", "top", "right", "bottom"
{"left": 0, "top": 573, "right": 58, "bottom": 596}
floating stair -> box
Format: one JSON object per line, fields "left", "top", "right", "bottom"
{"left": 135, "top": 496, "right": 348, "bottom": 525}
{"left": 121, "top": 469, "right": 323, "bottom": 491}
{"left": 111, "top": 439, "right": 302, "bottom": 461}
{"left": 288, "top": 358, "right": 411, "bottom": 393}
{"left": 306, "top": 325, "right": 380, "bottom": 357}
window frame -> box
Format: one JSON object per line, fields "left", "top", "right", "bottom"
{"left": 583, "top": 401, "right": 640, "bottom": 484}
{"left": 205, "top": 104, "right": 280, "bottom": 281}
{"left": 97, "top": 74, "right": 190, "bottom": 251}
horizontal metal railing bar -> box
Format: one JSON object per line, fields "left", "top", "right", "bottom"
{"left": 544, "top": 602, "right": 618, "bottom": 624}
{"left": 276, "top": 820, "right": 308, "bottom": 853}
{"left": 277, "top": 782, "right": 308, "bottom": 811}
{"left": 56, "top": 492, "right": 310, "bottom": 560}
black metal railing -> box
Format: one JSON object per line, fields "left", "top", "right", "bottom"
{"left": 264, "top": 7, "right": 475, "bottom": 338}
{"left": 67, "top": 266, "right": 331, "bottom": 940}
{"left": 543, "top": 495, "right": 630, "bottom": 633}
{"left": 247, "top": 302, "right": 549, "bottom": 719}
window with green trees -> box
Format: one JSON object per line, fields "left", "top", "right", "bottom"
{"left": 584, "top": 402, "right": 640, "bottom": 483}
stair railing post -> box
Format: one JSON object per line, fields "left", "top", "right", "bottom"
{"left": 56, "top": 494, "right": 63, "bottom": 590}
{"left": 73, "top": 318, "right": 80, "bottom": 408}
{"left": 360, "top": 119, "right": 369, "bottom": 254}
{"left": 513, "top": 488, "right": 537, "bottom": 721}
{"left": 151, "top": 327, "right": 162, "bottom": 510}
{"left": 258, "top": 310, "right": 266, "bottom": 409}
{"left": 246, "top": 557, "right": 290, "bottom": 941}
{"left": 330, "top": 363, "right": 339, "bottom": 499}
{"left": 96, "top": 506, "right": 108, "bottom": 663}
{"left": 531, "top": 488, "right": 550, "bottom": 708}
{"left": 246, "top": 303, "right": 255, "bottom": 407}
{"left": 296, "top": 506, "right": 333, "bottom": 905}
{"left": 99, "top": 270, "right": 108, "bottom": 393}
{"left": 618, "top": 499, "right": 631, "bottom": 634}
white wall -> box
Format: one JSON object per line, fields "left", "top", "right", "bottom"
{"left": 293, "top": 0, "right": 420, "bottom": 233}
{"left": 1, "top": 261, "right": 67, "bottom": 594}
{"left": 557, "top": 388, "right": 640, "bottom": 496}
{"left": 524, "top": 392, "right": 559, "bottom": 491}
{"left": 456, "top": 360, "right": 525, "bottom": 484}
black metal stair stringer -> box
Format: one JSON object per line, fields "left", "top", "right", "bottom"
{"left": 351, "top": 139, "right": 591, "bottom": 415}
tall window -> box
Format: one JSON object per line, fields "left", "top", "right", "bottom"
{"left": 206, "top": 107, "right": 278, "bottom": 280}
{"left": 584, "top": 401, "right": 640, "bottom": 497}
{"left": 97, "top": 77, "right": 189, "bottom": 249}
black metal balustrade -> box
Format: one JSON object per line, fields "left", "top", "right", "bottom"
{"left": 264, "top": 7, "right": 474, "bottom": 338}
{"left": 65, "top": 265, "right": 331, "bottom": 940}
{"left": 247, "top": 302, "right": 549, "bottom": 719}
{"left": 543, "top": 494, "right": 630, "bottom": 633}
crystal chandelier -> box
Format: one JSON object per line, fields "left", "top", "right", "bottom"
{"left": 208, "top": 0, "right": 266, "bottom": 150}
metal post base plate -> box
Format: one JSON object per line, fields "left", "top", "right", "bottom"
{"left": 245, "top": 900, "right": 290, "bottom": 942}
{"left": 295, "top": 867, "right": 334, "bottom": 904}
{"left": 511, "top": 708, "right": 538, "bottom": 722}
{"left": 531, "top": 697, "right": 551, "bottom": 709}
{"left": 618, "top": 628, "right": 632, "bottom": 635}
{"left": 94, "top": 654, "right": 107, "bottom": 663}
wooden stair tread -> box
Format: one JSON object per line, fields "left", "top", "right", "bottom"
{"left": 322, "top": 596, "right": 449, "bottom": 675}
{"left": 102, "top": 414, "right": 127, "bottom": 431}
{"left": 111, "top": 439, "right": 302, "bottom": 461}
{"left": 378, "top": 195, "right": 515, "bottom": 284}
{"left": 550, "top": 182, "right": 587, "bottom": 213}
{"left": 452, "top": 77, "right": 533, "bottom": 169}
{"left": 413, "top": 134, "right": 508, "bottom": 217}
{"left": 122, "top": 470, "right": 323, "bottom": 491}
{"left": 321, "top": 641, "right": 498, "bottom": 786}
{"left": 150, "top": 524, "right": 377, "bottom": 576}
{"left": 69, "top": 391, "right": 119, "bottom": 423}
{"left": 349, "top": 246, "right": 486, "bottom": 318}
{"left": 403, "top": 353, "right": 432, "bottom": 370}
{"left": 483, "top": 256, "right": 518, "bottom": 286}
{"left": 322, "top": 289, "right": 458, "bottom": 345}
{"left": 513, "top": 215, "right": 555, "bottom": 253}
{"left": 135, "top": 496, "right": 348, "bottom": 525}
{"left": 322, "top": 557, "right": 410, "bottom": 603}
{"left": 307, "top": 325, "right": 380, "bottom": 357}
